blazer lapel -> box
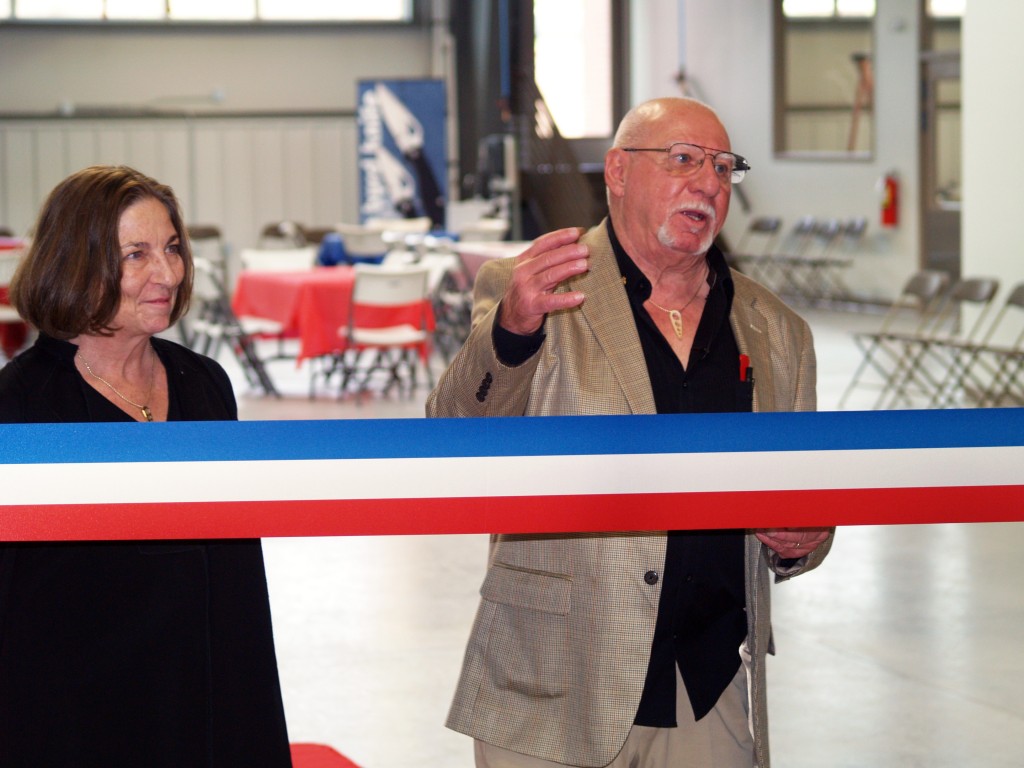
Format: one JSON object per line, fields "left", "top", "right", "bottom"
{"left": 572, "top": 225, "right": 657, "bottom": 414}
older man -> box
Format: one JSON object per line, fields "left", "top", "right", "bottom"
{"left": 427, "top": 97, "right": 833, "bottom": 768}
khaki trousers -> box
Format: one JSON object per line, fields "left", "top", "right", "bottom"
{"left": 474, "top": 663, "right": 754, "bottom": 768}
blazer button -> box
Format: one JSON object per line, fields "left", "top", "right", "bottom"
{"left": 644, "top": 570, "right": 659, "bottom": 585}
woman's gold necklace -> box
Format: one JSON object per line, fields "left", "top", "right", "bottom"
{"left": 647, "top": 265, "right": 710, "bottom": 340}
{"left": 77, "top": 350, "right": 156, "bottom": 422}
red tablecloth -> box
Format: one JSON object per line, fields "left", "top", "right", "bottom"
{"left": 231, "top": 267, "right": 433, "bottom": 362}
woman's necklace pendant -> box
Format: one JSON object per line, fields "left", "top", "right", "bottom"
{"left": 140, "top": 405, "right": 154, "bottom": 422}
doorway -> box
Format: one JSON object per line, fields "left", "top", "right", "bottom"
{"left": 919, "top": 49, "right": 961, "bottom": 278}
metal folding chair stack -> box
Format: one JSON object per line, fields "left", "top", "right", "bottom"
{"left": 813, "top": 216, "right": 866, "bottom": 304}
{"left": 927, "top": 282, "right": 1024, "bottom": 408}
{"left": 837, "top": 270, "right": 950, "bottom": 410}
{"left": 725, "top": 216, "right": 783, "bottom": 285}
{"left": 761, "top": 218, "right": 823, "bottom": 299}
{"left": 185, "top": 257, "right": 281, "bottom": 397}
{"left": 978, "top": 287, "right": 1024, "bottom": 407}
{"left": 774, "top": 217, "right": 853, "bottom": 304}
{"left": 871, "top": 276, "right": 1001, "bottom": 409}
{"left": 754, "top": 215, "right": 817, "bottom": 297}
{"left": 312, "top": 264, "right": 433, "bottom": 400}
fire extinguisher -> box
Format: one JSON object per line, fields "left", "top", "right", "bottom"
{"left": 880, "top": 171, "right": 899, "bottom": 227}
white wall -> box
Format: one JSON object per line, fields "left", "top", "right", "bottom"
{"left": 681, "top": 0, "right": 922, "bottom": 301}
{"left": 962, "top": 0, "right": 1024, "bottom": 339}
{"left": 630, "top": 0, "right": 683, "bottom": 108}
{"left": 0, "top": 23, "right": 434, "bottom": 262}
{"left": 0, "top": 25, "right": 431, "bottom": 114}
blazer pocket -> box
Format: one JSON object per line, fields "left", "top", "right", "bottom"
{"left": 481, "top": 564, "right": 571, "bottom": 615}
{"left": 478, "top": 565, "right": 571, "bottom": 699}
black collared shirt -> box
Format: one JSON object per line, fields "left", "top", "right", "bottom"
{"left": 607, "top": 220, "right": 750, "bottom": 727}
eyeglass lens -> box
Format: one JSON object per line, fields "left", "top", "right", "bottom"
{"left": 667, "top": 143, "right": 744, "bottom": 182}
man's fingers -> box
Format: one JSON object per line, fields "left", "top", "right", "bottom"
{"left": 500, "top": 227, "right": 589, "bottom": 336}
{"left": 515, "top": 227, "right": 586, "bottom": 264}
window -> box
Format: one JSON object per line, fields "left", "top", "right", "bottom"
{"left": 923, "top": 2, "right": 962, "bottom": 208}
{"left": 4, "top": 0, "right": 411, "bottom": 22}
{"left": 533, "top": 0, "right": 613, "bottom": 139}
{"left": 928, "top": 0, "right": 965, "bottom": 18}
{"left": 775, "top": 0, "right": 875, "bottom": 157}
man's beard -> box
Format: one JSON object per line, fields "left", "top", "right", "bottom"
{"left": 657, "top": 205, "right": 717, "bottom": 256}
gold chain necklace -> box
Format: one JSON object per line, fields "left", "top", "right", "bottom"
{"left": 647, "top": 264, "right": 710, "bottom": 340}
{"left": 77, "top": 350, "right": 156, "bottom": 422}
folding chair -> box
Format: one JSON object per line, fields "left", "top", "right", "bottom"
{"left": 837, "top": 270, "right": 950, "bottom": 410}
{"left": 186, "top": 257, "right": 281, "bottom": 397}
{"left": 777, "top": 217, "right": 848, "bottom": 304}
{"left": 455, "top": 217, "right": 509, "bottom": 242}
{"left": 364, "top": 216, "right": 432, "bottom": 237}
{"left": 874, "top": 276, "right": 1001, "bottom": 409}
{"left": 301, "top": 226, "right": 337, "bottom": 247}
{"left": 763, "top": 215, "right": 818, "bottom": 300}
{"left": 332, "top": 223, "right": 389, "bottom": 265}
{"left": 188, "top": 225, "right": 230, "bottom": 269}
{"left": 235, "top": 247, "right": 316, "bottom": 359}
{"left": 415, "top": 249, "right": 470, "bottom": 365}
{"left": 239, "top": 247, "right": 318, "bottom": 272}
{"left": 725, "top": 216, "right": 782, "bottom": 284}
{"left": 259, "top": 220, "right": 307, "bottom": 248}
{"left": 813, "top": 216, "right": 866, "bottom": 304}
{"left": 182, "top": 226, "right": 231, "bottom": 342}
{"left": 313, "top": 264, "right": 433, "bottom": 399}
{"left": 935, "top": 282, "right": 1024, "bottom": 408}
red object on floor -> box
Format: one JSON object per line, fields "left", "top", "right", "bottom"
{"left": 290, "top": 743, "right": 362, "bottom": 768}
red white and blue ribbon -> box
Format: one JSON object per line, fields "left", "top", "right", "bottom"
{"left": 1, "top": 409, "right": 1022, "bottom": 541}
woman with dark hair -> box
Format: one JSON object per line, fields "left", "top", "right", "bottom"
{"left": 0, "top": 166, "right": 292, "bottom": 766}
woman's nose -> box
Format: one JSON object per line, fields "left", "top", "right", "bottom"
{"left": 151, "top": 251, "right": 181, "bottom": 285}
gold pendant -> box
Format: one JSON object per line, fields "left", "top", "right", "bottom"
{"left": 140, "top": 405, "right": 154, "bottom": 422}
{"left": 667, "top": 310, "right": 683, "bottom": 339}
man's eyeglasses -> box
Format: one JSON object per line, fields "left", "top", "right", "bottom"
{"left": 621, "top": 142, "right": 750, "bottom": 184}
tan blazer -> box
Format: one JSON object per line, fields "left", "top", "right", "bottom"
{"left": 427, "top": 222, "right": 831, "bottom": 768}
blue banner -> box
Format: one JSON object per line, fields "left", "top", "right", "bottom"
{"left": 357, "top": 79, "right": 448, "bottom": 227}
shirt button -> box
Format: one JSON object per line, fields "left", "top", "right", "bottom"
{"left": 644, "top": 570, "right": 659, "bottom": 585}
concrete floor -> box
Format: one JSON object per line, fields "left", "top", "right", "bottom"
{"left": 220, "top": 307, "right": 1024, "bottom": 767}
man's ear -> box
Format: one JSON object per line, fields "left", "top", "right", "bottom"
{"left": 604, "top": 148, "right": 627, "bottom": 199}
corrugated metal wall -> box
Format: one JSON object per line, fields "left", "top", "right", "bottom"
{"left": 0, "top": 115, "right": 358, "bottom": 277}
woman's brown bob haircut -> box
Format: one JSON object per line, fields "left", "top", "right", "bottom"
{"left": 9, "top": 165, "right": 194, "bottom": 339}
